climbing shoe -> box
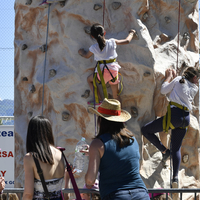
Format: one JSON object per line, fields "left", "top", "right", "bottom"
{"left": 162, "top": 149, "right": 170, "bottom": 162}
{"left": 171, "top": 176, "right": 178, "bottom": 188}
{"left": 39, "top": 0, "right": 49, "bottom": 7}
{"left": 46, "top": 0, "right": 60, "bottom": 3}
{"left": 87, "top": 101, "right": 102, "bottom": 106}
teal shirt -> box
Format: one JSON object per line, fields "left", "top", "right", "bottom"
{"left": 99, "top": 133, "right": 147, "bottom": 199}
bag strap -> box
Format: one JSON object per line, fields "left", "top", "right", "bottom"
{"left": 32, "top": 154, "right": 50, "bottom": 200}
{"left": 57, "top": 147, "right": 82, "bottom": 200}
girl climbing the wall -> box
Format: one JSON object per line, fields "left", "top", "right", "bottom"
{"left": 141, "top": 67, "right": 199, "bottom": 188}
{"left": 78, "top": 23, "right": 136, "bottom": 105}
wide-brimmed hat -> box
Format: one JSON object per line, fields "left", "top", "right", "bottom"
{"left": 88, "top": 98, "right": 131, "bottom": 122}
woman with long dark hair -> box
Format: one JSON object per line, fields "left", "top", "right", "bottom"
{"left": 84, "top": 99, "right": 150, "bottom": 200}
{"left": 141, "top": 67, "right": 199, "bottom": 188}
{"left": 22, "top": 116, "right": 67, "bottom": 200}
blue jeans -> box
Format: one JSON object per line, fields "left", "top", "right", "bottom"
{"left": 102, "top": 188, "right": 150, "bottom": 200}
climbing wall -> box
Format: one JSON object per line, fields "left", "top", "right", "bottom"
{"left": 14, "top": 0, "right": 199, "bottom": 197}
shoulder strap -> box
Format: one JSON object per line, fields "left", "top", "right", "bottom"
{"left": 32, "top": 154, "right": 50, "bottom": 200}
{"left": 57, "top": 148, "right": 82, "bottom": 200}
{"left": 103, "top": 60, "right": 115, "bottom": 81}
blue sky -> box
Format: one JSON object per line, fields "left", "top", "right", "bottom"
{"left": 0, "top": 1, "right": 199, "bottom": 101}
{"left": 0, "top": 0, "right": 14, "bottom": 100}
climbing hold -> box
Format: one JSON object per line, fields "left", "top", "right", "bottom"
{"left": 161, "top": 161, "right": 168, "bottom": 168}
{"left": 112, "top": 2, "right": 121, "bottom": 10}
{"left": 49, "top": 69, "right": 57, "bottom": 78}
{"left": 133, "top": 31, "right": 139, "bottom": 40}
{"left": 39, "top": 44, "right": 48, "bottom": 52}
{"left": 62, "top": 111, "right": 71, "bottom": 121}
{"left": 81, "top": 90, "right": 90, "bottom": 99}
{"left": 183, "top": 32, "right": 190, "bottom": 41}
{"left": 28, "top": 111, "right": 33, "bottom": 118}
{"left": 182, "top": 154, "right": 189, "bottom": 163}
{"left": 22, "top": 44, "right": 28, "bottom": 50}
{"left": 84, "top": 26, "right": 91, "bottom": 35}
{"left": 143, "top": 71, "right": 151, "bottom": 77}
{"left": 22, "top": 77, "right": 28, "bottom": 81}
{"left": 185, "top": 0, "right": 196, "bottom": 2}
{"left": 106, "top": 82, "right": 110, "bottom": 88}
{"left": 160, "top": 33, "right": 170, "bottom": 43}
{"left": 131, "top": 106, "right": 138, "bottom": 118}
{"left": 165, "top": 16, "right": 171, "bottom": 24}
{"left": 142, "top": 12, "right": 148, "bottom": 21}
{"left": 87, "top": 107, "right": 93, "bottom": 114}
{"left": 94, "top": 4, "right": 102, "bottom": 10}
{"left": 30, "top": 85, "right": 36, "bottom": 93}
{"left": 25, "top": 0, "right": 32, "bottom": 5}
{"left": 182, "top": 62, "right": 187, "bottom": 68}
{"left": 60, "top": 1, "right": 66, "bottom": 7}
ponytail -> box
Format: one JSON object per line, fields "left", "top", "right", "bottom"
{"left": 179, "top": 76, "right": 186, "bottom": 83}
{"left": 96, "top": 34, "right": 106, "bottom": 51}
{"left": 179, "top": 67, "right": 199, "bottom": 84}
{"left": 90, "top": 24, "right": 106, "bottom": 51}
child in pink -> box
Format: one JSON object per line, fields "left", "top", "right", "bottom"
{"left": 78, "top": 23, "right": 136, "bottom": 105}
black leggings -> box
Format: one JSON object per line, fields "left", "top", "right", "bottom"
{"left": 141, "top": 107, "right": 190, "bottom": 178}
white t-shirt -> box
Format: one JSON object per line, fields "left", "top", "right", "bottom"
{"left": 161, "top": 76, "right": 198, "bottom": 111}
{"left": 89, "top": 38, "right": 121, "bottom": 72}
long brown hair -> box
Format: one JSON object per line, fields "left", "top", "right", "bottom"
{"left": 26, "top": 116, "right": 55, "bottom": 164}
{"left": 90, "top": 23, "right": 106, "bottom": 51}
{"left": 179, "top": 67, "right": 199, "bottom": 84}
{"left": 96, "top": 116, "right": 134, "bottom": 148}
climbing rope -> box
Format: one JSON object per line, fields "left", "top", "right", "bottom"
{"left": 41, "top": 4, "right": 51, "bottom": 115}
{"left": 176, "top": 0, "right": 181, "bottom": 70}
{"left": 103, "top": 0, "right": 105, "bottom": 26}
{"left": 91, "top": 0, "right": 106, "bottom": 136}
{"left": 93, "top": 84, "right": 97, "bottom": 136}
{"left": 169, "top": 0, "right": 181, "bottom": 188}
{"left": 170, "top": 141, "right": 172, "bottom": 189}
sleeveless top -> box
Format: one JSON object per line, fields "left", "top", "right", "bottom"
{"left": 99, "top": 133, "right": 147, "bottom": 199}
{"left": 33, "top": 177, "right": 64, "bottom": 200}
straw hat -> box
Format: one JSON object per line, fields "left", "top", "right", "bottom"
{"left": 88, "top": 98, "right": 131, "bottom": 122}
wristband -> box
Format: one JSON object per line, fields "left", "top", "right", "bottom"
{"left": 86, "top": 183, "right": 93, "bottom": 188}
{"left": 129, "top": 30, "right": 135, "bottom": 34}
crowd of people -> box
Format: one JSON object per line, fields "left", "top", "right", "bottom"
{"left": 1, "top": 23, "right": 199, "bottom": 200}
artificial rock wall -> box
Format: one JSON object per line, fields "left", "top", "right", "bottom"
{"left": 14, "top": 0, "right": 199, "bottom": 199}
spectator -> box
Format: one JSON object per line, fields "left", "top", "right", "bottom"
{"left": 85, "top": 98, "right": 150, "bottom": 200}
{"left": 22, "top": 116, "right": 66, "bottom": 200}
{"left": 0, "top": 177, "right": 5, "bottom": 194}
